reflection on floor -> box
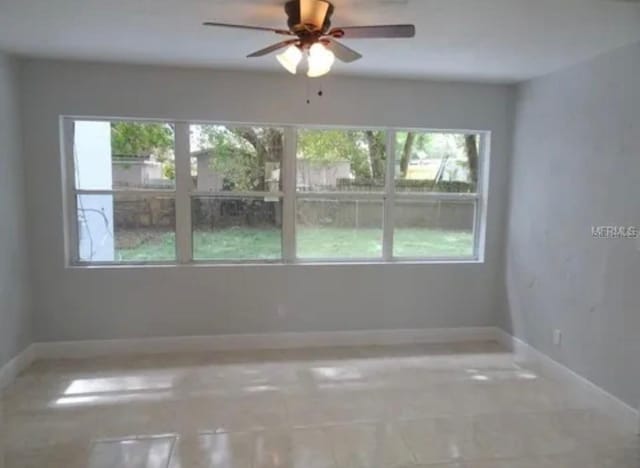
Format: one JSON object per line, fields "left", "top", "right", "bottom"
{"left": 1, "top": 341, "right": 638, "bottom": 467}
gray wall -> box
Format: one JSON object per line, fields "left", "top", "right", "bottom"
{"left": 504, "top": 42, "right": 640, "bottom": 409}
{"left": 20, "top": 59, "right": 513, "bottom": 343}
{"left": 0, "top": 53, "right": 31, "bottom": 368}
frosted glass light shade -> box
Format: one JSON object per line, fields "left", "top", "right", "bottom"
{"left": 277, "top": 45, "right": 303, "bottom": 74}
{"left": 307, "top": 42, "right": 335, "bottom": 78}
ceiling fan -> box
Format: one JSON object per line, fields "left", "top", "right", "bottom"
{"left": 203, "top": 0, "right": 415, "bottom": 77}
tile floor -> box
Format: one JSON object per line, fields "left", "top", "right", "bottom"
{"left": 1, "top": 341, "right": 638, "bottom": 467}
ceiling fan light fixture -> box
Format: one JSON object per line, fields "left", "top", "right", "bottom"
{"left": 307, "top": 42, "right": 335, "bottom": 77}
{"left": 276, "top": 45, "right": 303, "bottom": 74}
{"left": 204, "top": 2, "right": 416, "bottom": 77}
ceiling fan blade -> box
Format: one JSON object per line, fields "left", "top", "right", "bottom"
{"left": 329, "top": 24, "right": 415, "bottom": 39}
{"left": 247, "top": 39, "right": 298, "bottom": 58}
{"left": 203, "top": 22, "right": 292, "bottom": 35}
{"left": 325, "top": 39, "right": 362, "bottom": 63}
{"left": 300, "top": 0, "right": 331, "bottom": 28}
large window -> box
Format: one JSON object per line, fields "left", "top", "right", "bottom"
{"left": 64, "top": 119, "right": 487, "bottom": 265}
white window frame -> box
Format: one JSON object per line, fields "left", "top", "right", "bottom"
{"left": 294, "top": 126, "right": 388, "bottom": 263}
{"left": 388, "top": 128, "right": 486, "bottom": 263}
{"left": 62, "top": 117, "right": 490, "bottom": 267}
{"left": 188, "top": 122, "right": 286, "bottom": 264}
{"left": 63, "top": 117, "right": 179, "bottom": 266}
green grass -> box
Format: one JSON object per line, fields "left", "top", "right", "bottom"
{"left": 116, "top": 227, "right": 473, "bottom": 261}
{"left": 194, "top": 227, "right": 281, "bottom": 260}
{"left": 297, "top": 227, "right": 382, "bottom": 259}
{"left": 116, "top": 231, "right": 177, "bottom": 262}
{"left": 394, "top": 229, "right": 474, "bottom": 258}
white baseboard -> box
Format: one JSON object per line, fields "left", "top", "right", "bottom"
{"left": 0, "top": 344, "right": 36, "bottom": 391}
{"left": 494, "top": 329, "right": 639, "bottom": 434}
{"left": 33, "top": 326, "right": 498, "bottom": 359}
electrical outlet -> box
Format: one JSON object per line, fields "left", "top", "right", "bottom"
{"left": 553, "top": 329, "right": 562, "bottom": 346}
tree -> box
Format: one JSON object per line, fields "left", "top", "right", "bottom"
{"left": 197, "top": 127, "right": 391, "bottom": 191}
{"left": 298, "top": 129, "right": 377, "bottom": 181}
{"left": 398, "top": 132, "right": 416, "bottom": 178}
{"left": 111, "top": 122, "right": 174, "bottom": 157}
{"left": 110, "top": 122, "right": 479, "bottom": 187}
{"left": 363, "top": 131, "right": 385, "bottom": 181}
{"left": 232, "top": 127, "right": 283, "bottom": 191}
{"left": 396, "top": 132, "right": 478, "bottom": 190}
{"left": 111, "top": 122, "right": 176, "bottom": 180}
{"left": 296, "top": 129, "right": 393, "bottom": 184}
{"left": 464, "top": 135, "right": 479, "bottom": 186}
{"left": 197, "top": 125, "right": 283, "bottom": 191}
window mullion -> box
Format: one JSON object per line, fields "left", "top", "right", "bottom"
{"left": 383, "top": 129, "right": 396, "bottom": 261}
{"left": 174, "top": 122, "right": 192, "bottom": 264}
{"left": 282, "top": 126, "right": 297, "bottom": 263}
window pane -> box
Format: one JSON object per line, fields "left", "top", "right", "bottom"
{"left": 77, "top": 194, "right": 176, "bottom": 262}
{"left": 395, "top": 132, "right": 479, "bottom": 193}
{"left": 74, "top": 120, "right": 175, "bottom": 190}
{"left": 192, "top": 197, "right": 282, "bottom": 260}
{"left": 393, "top": 200, "right": 475, "bottom": 258}
{"left": 296, "top": 129, "right": 386, "bottom": 192}
{"left": 296, "top": 198, "right": 383, "bottom": 259}
{"left": 190, "top": 125, "right": 283, "bottom": 193}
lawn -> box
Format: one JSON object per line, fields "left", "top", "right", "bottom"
{"left": 116, "top": 227, "right": 473, "bottom": 261}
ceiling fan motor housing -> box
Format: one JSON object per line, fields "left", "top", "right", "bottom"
{"left": 285, "top": 0, "right": 334, "bottom": 34}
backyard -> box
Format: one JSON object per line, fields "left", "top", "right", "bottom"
{"left": 116, "top": 227, "right": 473, "bottom": 261}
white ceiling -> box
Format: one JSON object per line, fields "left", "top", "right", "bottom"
{"left": 1, "top": 0, "right": 640, "bottom": 83}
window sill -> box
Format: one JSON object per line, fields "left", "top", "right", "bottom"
{"left": 66, "top": 258, "right": 484, "bottom": 270}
